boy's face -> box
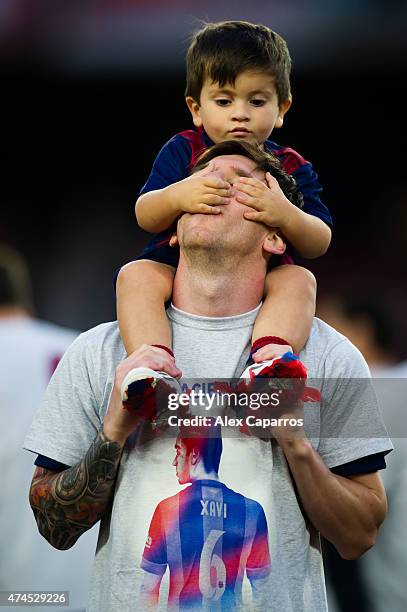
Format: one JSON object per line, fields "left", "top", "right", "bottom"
{"left": 186, "top": 70, "right": 291, "bottom": 146}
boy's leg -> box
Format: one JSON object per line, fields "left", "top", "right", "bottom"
{"left": 116, "top": 260, "right": 182, "bottom": 418}
{"left": 252, "top": 265, "right": 316, "bottom": 358}
{"left": 240, "top": 266, "right": 316, "bottom": 418}
{"left": 116, "top": 260, "right": 175, "bottom": 355}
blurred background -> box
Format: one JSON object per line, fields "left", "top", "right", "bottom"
{"left": 1, "top": 3, "right": 406, "bottom": 609}
{"left": 1, "top": 0, "right": 406, "bottom": 340}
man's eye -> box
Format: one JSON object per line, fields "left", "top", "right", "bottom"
{"left": 250, "top": 99, "right": 266, "bottom": 107}
{"left": 215, "top": 99, "right": 231, "bottom": 106}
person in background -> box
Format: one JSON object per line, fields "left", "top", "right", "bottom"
{"left": 0, "top": 243, "right": 98, "bottom": 612}
{"left": 317, "top": 294, "right": 407, "bottom": 612}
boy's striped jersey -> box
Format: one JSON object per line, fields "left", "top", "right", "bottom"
{"left": 134, "top": 128, "right": 331, "bottom": 268}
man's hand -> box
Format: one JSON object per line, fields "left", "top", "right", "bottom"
{"left": 270, "top": 399, "right": 306, "bottom": 446}
{"left": 166, "top": 163, "right": 231, "bottom": 216}
{"left": 253, "top": 345, "right": 305, "bottom": 443}
{"left": 103, "top": 345, "right": 181, "bottom": 446}
{"left": 235, "top": 172, "right": 295, "bottom": 229}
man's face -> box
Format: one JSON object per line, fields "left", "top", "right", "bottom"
{"left": 177, "top": 154, "right": 271, "bottom": 258}
{"left": 172, "top": 438, "right": 191, "bottom": 485}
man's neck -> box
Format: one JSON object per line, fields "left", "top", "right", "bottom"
{"left": 172, "top": 255, "right": 266, "bottom": 316}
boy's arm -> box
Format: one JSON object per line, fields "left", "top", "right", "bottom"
{"left": 134, "top": 133, "right": 191, "bottom": 232}
{"left": 135, "top": 134, "right": 231, "bottom": 233}
{"left": 135, "top": 134, "right": 191, "bottom": 232}
{"left": 136, "top": 173, "right": 231, "bottom": 233}
{"left": 236, "top": 172, "right": 331, "bottom": 258}
{"left": 135, "top": 187, "right": 180, "bottom": 233}
{"left": 281, "top": 206, "right": 332, "bottom": 258}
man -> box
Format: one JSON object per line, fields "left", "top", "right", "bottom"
{"left": 25, "top": 141, "right": 392, "bottom": 612}
{"left": 140, "top": 422, "right": 271, "bottom": 609}
{"left": 0, "top": 243, "right": 97, "bottom": 612}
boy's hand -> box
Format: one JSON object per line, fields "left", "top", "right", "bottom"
{"left": 235, "top": 172, "right": 294, "bottom": 229}
{"left": 167, "top": 163, "right": 231, "bottom": 215}
{"left": 252, "top": 343, "right": 293, "bottom": 362}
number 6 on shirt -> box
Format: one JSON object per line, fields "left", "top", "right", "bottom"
{"left": 199, "top": 529, "right": 226, "bottom": 600}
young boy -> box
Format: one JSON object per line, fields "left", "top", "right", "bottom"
{"left": 117, "top": 21, "right": 332, "bottom": 400}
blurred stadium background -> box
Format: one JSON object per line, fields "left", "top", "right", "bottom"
{"left": 1, "top": 0, "right": 406, "bottom": 352}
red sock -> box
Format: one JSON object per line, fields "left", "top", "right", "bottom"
{"left": 250, "top": 336, "right": 289, "bottom": 357}
{"left": 152, "top": 344, "right": 174, "bottom": 358}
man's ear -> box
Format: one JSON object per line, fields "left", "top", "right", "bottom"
{"left": 274, "top": 97, "right": 292, "bottom": 129}
{"left": 185, "top": 96, "right": 203, "bottom": 128}
{"left": 169, "top": 232, "right": 178, "bottom": 247}
{"left": 263, "top": 230, "right": 286, "bottom": 255}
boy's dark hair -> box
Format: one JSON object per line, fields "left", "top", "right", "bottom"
{"left": 192, "top": 140, "right": 303, "bottom": 210}
{"left": 185, "top": 21, "right": 292, "bottom": 105}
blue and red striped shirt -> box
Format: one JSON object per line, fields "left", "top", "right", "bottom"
{"left": 135, "top": 129, "right": 332, "bottom": 267}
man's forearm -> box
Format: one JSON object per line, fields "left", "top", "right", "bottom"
{"left": 280, "top": 438, "right": 387, "bottom": 559}
{"left": 29, "top": 430, "right": 122, "bottom": 550}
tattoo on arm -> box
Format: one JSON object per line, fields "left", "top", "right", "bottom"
{"left": 29, "top": 430, "right": 122, "bottom": 550}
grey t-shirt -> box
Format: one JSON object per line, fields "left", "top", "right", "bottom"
{"left": 25, "top": 305, "right": 392, "bottom": 612}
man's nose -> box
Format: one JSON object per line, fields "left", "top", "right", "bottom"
{"left": 231, "top": 101, "right": 250, "bottom": 121}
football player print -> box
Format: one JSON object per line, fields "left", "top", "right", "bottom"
{"left": 140, "top": 422, "right": 271, "bottom": 610}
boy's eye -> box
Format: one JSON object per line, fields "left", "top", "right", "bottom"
{"left": 250, "top": 99, "right": 266, "bottom": 107}
{"left": 215, "top": 98, "right": 231, "bottom": 106}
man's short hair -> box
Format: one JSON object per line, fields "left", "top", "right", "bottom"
{"left": 192, "top": 139, "right": 303, "bottom": 210}
{"left": 0, "top": 243, "right": 33, "bottom": 311}
{"left": 185, "top": 21, "right": 292, "bottom": 106}
{"left": 179, "top": 420, "right": 223, "bottom": 474}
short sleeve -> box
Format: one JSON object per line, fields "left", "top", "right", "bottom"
{"left": 330, "top": 452, "right": 388, "bottom": 476}
{"left": 292, "top": 162, "right": 333, "bottom": 227}
{"left": 140, "top": 135, "right": 192, "bottom": 194}
{"left": 246, "top": 506, "right": 271, "bottom": 580}
{"left": 140, "top": 503, "right": 167, "bottom": 576}
{"left": 265, "top": 141, "right": 332, "bottom": 227}
{"left": 317, "top": 339, "right": 393, "bottom": 468}
{"left": 23, "top": 329, "right": 113, "bottom": 466}
{"left": 34, "top": 455, "right": 70, "bottom": 470}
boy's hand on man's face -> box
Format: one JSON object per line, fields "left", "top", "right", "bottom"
{"left": 235, "top": 172, "right": 294, "bottom": 229}
{"left": 168, "top": 168, "right": 232, "bottom": 216}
